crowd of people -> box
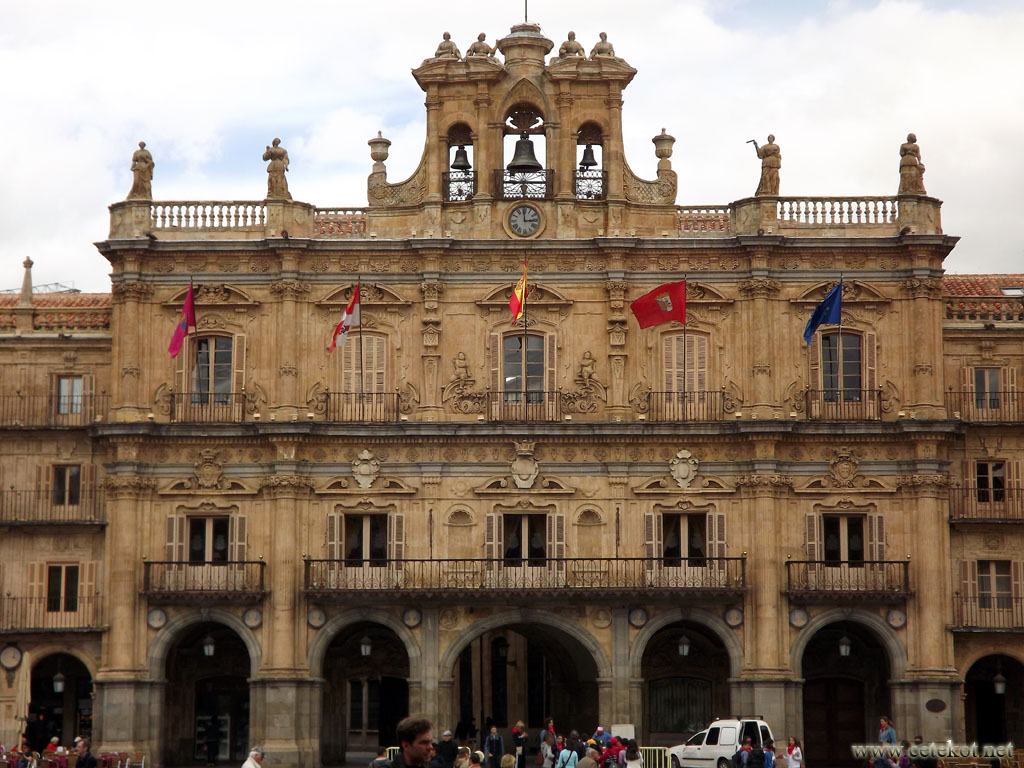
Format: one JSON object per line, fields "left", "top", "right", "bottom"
{"left": 1, "top": 736, "right": 96, "bottom": 768}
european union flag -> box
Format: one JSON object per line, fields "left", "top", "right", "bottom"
{"left": 803, "top": 282, "right": 843, "bottom": 344}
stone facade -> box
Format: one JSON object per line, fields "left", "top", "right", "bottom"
{"left": 1, "top": 21, "right": 1022, "bottom": 768}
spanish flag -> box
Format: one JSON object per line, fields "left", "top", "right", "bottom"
{"left": 509, "top": 260, "right": 527, "bottom": 322}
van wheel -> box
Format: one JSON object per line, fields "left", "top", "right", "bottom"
{"left": 671, "top": 758, "right": 680, "bottom": 768}
{"left": 717, "top": 760, "right": 729, "bottom": 768}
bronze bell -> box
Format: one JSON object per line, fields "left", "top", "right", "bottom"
{"left": 451, "top": 145, "right": 471, "bottom": 171}
{"left": 507, "top": 132, "right": 542, "bottom": 173}
{"left": 579, "top": 144, "right": 598, "bottom": 169}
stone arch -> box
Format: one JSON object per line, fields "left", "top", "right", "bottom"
{"left": 146, "top": 607, "right": 262, "bottom": 680}
{"left": 790, "top": 608, "right": 907, "bottom": 680}
{"left": 307, "top": 606, "right": 422, "bottom": 680}
{"left": 958, "top": 646, "right": 1024, "bottom": 677}
{"left": 499, "top": 79, "right": 550, "bottom": 123}
{"left": 628, "top": 607, "right": 743, "bottom": 678}
{"left": 445, "top": 505, "right": 476, "bottom": 526}
{"left": 438, "top": 608, "right": 612, "bottom": 679}
{"left": 574, "top": 505, "right": 604, "bottom": 525}
{"left": 26, "top": 646, "right": 99, "bottom": 679}
{"left": 575, "top": 119, "right": 607, "bottom": 144}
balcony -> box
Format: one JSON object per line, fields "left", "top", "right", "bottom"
{"left": 494, "top": 169, "right": 555, "bottom": 200}
{"left": 945, "top": 391, "right": 1024, "bottom": 422}
{"left": 949, "top": 485, "right": 1024, "bottom": 522}
{"left": 954, "top": 596, "right": 1024, "bottom": 631}
{"left": 485, "top": 391, "right": 563, "bottom": 422}
{"left": 574, "top": 170, "right": 607, "bottom": 200}
{"left": 304, "top": 557, "right": 747, "bottom": 602}
{"left": 805, "top": 389, "right": 881, "bottom": 420}
{"left": 0, "top": 490, "right": 105, "bottom": 526}
{"left": 443, "top": 171, "right": 476, "bottom": 202}
{"left": 169, "top": 392, "right": 249, "bottom": 423}
{"left": 640, "top": 391, "right": 726, "bottom": 422}
{"left": 142, "top": 561, "right": 267, "bottom": 604}
{"left": 0, "top": 395, "right": 108, "bottom": 427}
{"left": 321, "top": 392, "right": 400, "bottom": 423}
{"left": 786, "top": 560, "right": 911, "bottom": 601}
{"left": 0, "top": 596, "right": 104, "bottom": 633}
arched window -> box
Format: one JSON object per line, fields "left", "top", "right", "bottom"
{"left": 575, "top": 122, "right": 605, "bottom": 200}
{"left": 444, "top": 123, "right": 475, "bottom": 202}
{"left": 499, "top": 103, "right": 550, "bottom": 199}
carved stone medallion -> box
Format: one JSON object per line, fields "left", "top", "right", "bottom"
{"left": 352, "top": 449, "right": 381, "bottom": 489}
{"left": 670, "top": 449, "right": 699, "bottom": 489}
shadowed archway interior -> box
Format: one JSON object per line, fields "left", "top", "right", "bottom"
{"left": 964, "top": 654, "right": 1024, "bottom": 746}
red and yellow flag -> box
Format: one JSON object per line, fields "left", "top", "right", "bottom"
{"left": 509, "top": 260, "right": 527, "bottom": 321}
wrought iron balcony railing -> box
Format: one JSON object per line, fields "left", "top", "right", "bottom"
{"left": 949, "top": 484, "right": 1024, "bottom": 522}
{"left": 0, "top": 490, "right": 105, "bottom": 525}
{"left": 574, "top": 169, "right": 607, "bottom": 200}
{"left": 0, "top": 395, "right": 108, "bottom": 427}
{"left": 443, "top": 171, "right": 477, "bottom": 202}
{"left": 304, "top": 557, "right": 747, "bottom": 601}
{"left": 640, "top": 391, "right": 726, "bottom": 422}
{"left": 786, "top": 560, "right": 911, "bottom": 600}
{"left": 142, "top": 561, "right": 267, "bottom": 603}
{"left": 486, "top": 391, "right": 563, "bottom": 422}
{"left": 169, "top": 392, "right": 249, "bottom": 423}
{"left": 805, "top": 389, "right": 882, "bottom": 420}
{"left": 945, "top": 391, "right": 1024, "bottom": 422}
{"left": 954, "top": 595, "right": 1024, "bottom": 630}
{"left": 0, "top": 595, "right": 104, "bottom": 632}
{"left": 494, "top": 169, "right": 555, "bottom": 200}
{"left": 321, "top": 392, "right": 401, "bottom": 423}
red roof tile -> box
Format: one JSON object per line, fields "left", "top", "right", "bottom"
{"left": 943, "top": 274, "right": 1024, "bottom": 297}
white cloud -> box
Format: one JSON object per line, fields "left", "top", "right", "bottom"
{"left": 1, "top": 0, "right": 1021, "bottom": 291}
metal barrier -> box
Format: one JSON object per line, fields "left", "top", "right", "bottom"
{"left": 640, "top": 747, "right": 671, "bottom": 768}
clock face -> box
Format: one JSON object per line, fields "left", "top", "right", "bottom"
{"left": 509, "top": 205, "right": 541, "bottom": 236}
{"left": 0, "top": 644, "right": 22, "bottom": 670}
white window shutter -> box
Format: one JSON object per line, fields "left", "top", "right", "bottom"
{"left": 388, "top": 513, "right": 405, "bottom": 568}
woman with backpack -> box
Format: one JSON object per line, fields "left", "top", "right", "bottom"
{"left": 556, "top": 738, "right": 580, "bottom": 768}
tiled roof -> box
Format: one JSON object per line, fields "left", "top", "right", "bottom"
{"left": 943, "top": 275, "right": 1024, "bottom": 297}
{"left": 0, "top": 293, "right": 112, "bottom": 307}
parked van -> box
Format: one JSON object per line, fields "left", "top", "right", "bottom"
{"left": 668, "top": 717, "right": 775, "bottom": 768}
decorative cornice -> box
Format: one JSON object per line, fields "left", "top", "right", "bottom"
{"left": 738, "top": 278, "right": 782, "bottom": 298}
{"left": 259, "top": 475, "right": 315, "bottom": 496}
{"left": 112, "top": 282, "right": 155, "bottom": 302}
{"left": 897, "top": 474, "right": 952, "bottom": 489}
{"left": 735, "top": 474, "right": 793, "bottom": 494}
{"left": 899, "top": 277, "right": 943, "bottom": 298}
{"left": 269, "top": 280, "right": 311, "bottom": 299}
{"left": 100, "top": 476, "right": 158, "bottom": 498}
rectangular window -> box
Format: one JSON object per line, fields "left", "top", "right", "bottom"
{"left": 822, "top": 333, "right": 862, "bottom": 401}
{"left": 341, "top": 333, "right": 387, "bottom": 393}
{"left": 503, "top": 335, "right": 545, "bottom": 401}
{"left": 978, "top": 560, "right": 1012, "bottom": 610}
{"left": 662, "top": 513, "right": 707, "bottom": 567}
{"left": 502, "top": 513, "right": 546, "bottom": 566}
{"left": 976, "top": 461, "right": 1006, "bottom": 503}
{"left": 663, "top": 333, "right": 708, "bottom": 393}
{"left": 975, "top": 368, "right": 1001, "bottom": 410}
{"left": 46, "top": 564, "right": 79, "bottom": 612}
{"left": 188, "top": 517, "right": 230, "bottom": 563}
{"left": 343, "top": 515, "right": 388, "bottom": 566}
{"left": 52, "top": 465, "right": 81, "bottom": 506}
{"left": 822, "top": 515, "right": 865, "bottom": 567}
{"left": 192, "top": 337, "right": 233, "bottom": 404}
{"left": 57, "top": 376, "right": 84, "bottom": 414}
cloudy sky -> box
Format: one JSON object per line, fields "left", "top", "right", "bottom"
{"left": 1, "top": 0, "right": 1021, "bottom": 293}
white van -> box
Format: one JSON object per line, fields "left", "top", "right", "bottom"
{"left": 668, "top": 717, "right": 775, "bottom": 768}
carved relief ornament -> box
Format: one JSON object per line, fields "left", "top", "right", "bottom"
{"left": 669, "top": 450, "right": 700, "bottom": 489}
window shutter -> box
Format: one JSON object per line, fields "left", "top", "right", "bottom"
{"left": 229, "top": 514, "right": 248, "bottom": 562}
{"left": 1012, "top": 561, "right": 1023, "bottom": 599}
{"left": 37, "top": 465, "right": 53, "bottom": 508}
{"left": 1008, "top": 461, "right": 1022, "bottom": 515}
{"left": 388, "top": 513, "right": 405, "bottom": 568}
{"left": 484, "top": 513, "right": 500, "bottom": 569}
{"left": 165, "top": 514, "right": 186, "bottom": 562}
{"left": 233, "top": 334, "right": 247, "bottom": 394}
{"left": 546, "top": 336, "right": 555, "bottom": 393}
{"left": 709, "top": 511, "right": 727, "bottom": 559}
{"left": 644, "top": 512, "right": 661, "bottom": 569}
{"left": 695, "top": 336, "right": 708, "bottom": 392}
{"left": 867, "top": 513, "right": 885, "bottom": 562}
{"left": 808, "top": 335, "right": 821, "bottom": 404}
{"left": 959, "top": 560, "right": 978, "bottom": 626}
{"left": 28, "top": 562, "right": 47, "bottom": 599}
{"left": 864, "top": 332, "right": 877, "bottom": 394}
{"left": 805, "top": 513, "right": 821, "bottom": 561}
{"left": 546, "top": 514, "right": 566, "bottom": 571}
{"left": 373, "top": 335, "right": 387, "bottom": 393}
{"left": 1006, "top": 366, "right": 1018, "bottom": 395}
{"left": 326, "top": 512, "right": 341, "bottom": 560}
{"left": 489, "top": 333, "right": 501, "bottom": 392}
{"left": 81, "top": 374, "right": 95, "bottom": 422}
{"left": 175, "top": 335, "right": 188, "bottom": 393}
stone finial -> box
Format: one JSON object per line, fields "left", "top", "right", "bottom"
{"left": 262, "top": 137, "right": 292, "bottom": 200}
{"left": 898, "top": 132, "right": 927, "bottom": 195}
{"left": 369, "top": 131, "right": 391, "bottom": 166}
{"left": 126, "top": 141, "right": 154, "bottom": 201}
{"left": 434, "top": 31, "right": 461, "bottom": 60}
{"left": 590, "top": 31, "right": 615, "bottom": 58}
{"left": 558, "top": 31, "right": 585, "bottom": 58}
{"left": 19, "top": 257, "right": 33, "bottom": 307}
{"left": 466, "top": 33, "right": 495, "bottom": 58}
{"left": 653, "top": 129, "right": 675, "bottom": 172}
{"left": 750, "top": 134, "right": 781, "bottom": 196}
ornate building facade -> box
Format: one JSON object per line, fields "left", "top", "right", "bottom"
{"left": 1, "top": 21, "right": 1022, "bottom": 768}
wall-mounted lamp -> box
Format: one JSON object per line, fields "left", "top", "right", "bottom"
{"left": 53, "top": 671, "right": 66, "bottom": 693}
{"left": 202, "top": 635, "right": 216, "bottom": 657}
{"left": 360, "top": 635, "right": 372, "bottom": 657}
{"left": 678, "top": 635, "right": 691, "bottom": 657}
{"left": 838, "top": 635, "right": 852, "bottom": 657}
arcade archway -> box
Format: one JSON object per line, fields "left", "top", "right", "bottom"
{"left": 801, "top": 621, "right": 891, "bottom": 768}
{"left": 964, "top": 654, "right": 1024, "bottom": 745}
{"left": 27, "top": 653, "right": 93, "bottom": 749}
{"left": 321, "top": 621, "right": 410, "bottom": 762}
{"left": 163, "top": 622, "right": 252, "bottom": 766}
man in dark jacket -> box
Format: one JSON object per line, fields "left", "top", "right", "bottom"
{"left": 393, "top": 718, "right": 435, "bottom": 768}
{"left": 438, "top": 731, "right": 458, "bottom": 768}
{"left": 75, "top": 739, "right": 98, "bottom": 768}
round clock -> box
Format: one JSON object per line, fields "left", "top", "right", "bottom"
{"left": 0, "top": 644, "right": 23, "bottom": 670}
{"left": 508, "top": 204, "right": 542, "bottom": 237}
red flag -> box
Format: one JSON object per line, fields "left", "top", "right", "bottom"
{"left": 329, "top": 285, "right": 361, "bottom": 352}
{"left": 509, "top": 260, "right": 527, "bottom": 321}
{"left": 629, "top": 280, "right": 687, "bottom": 329}
{"left": 168, "top": 284, "right": 197, "bottom": 358}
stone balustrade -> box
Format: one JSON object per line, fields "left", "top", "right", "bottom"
{"left": 677, "top": 206, "right": 732, "bottom": 237}
{"left": 313, "top": 208, "right": 369, "bottom": 236}
{"left": 777, "top": 196, "right": 898, "bottom": 226}
{"left": 151, "top": 201, "right": 266, "bottom": 230}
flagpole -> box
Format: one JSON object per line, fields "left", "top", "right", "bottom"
{"left": 682, "top": 275, "right": 688, "bottom": 418}
{"left": 189, "top": 277, "right": 196, "bottom": 416}
{"left": 358, "top": 277, "right": 365, "bottom": 422}
{"left": 521, "top": 256, "right": 528, "bottom": 424}
{"left": 837, "top": 273, "right": 844, "bottom": 405}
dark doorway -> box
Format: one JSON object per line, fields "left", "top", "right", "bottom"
{"left": 28, "top": 654, "right": 93, "bottom": 750}
{"left": 194, "top": 675, "right": 250, "bottom": 763}
{"left": 964, "top": 654, "right": 1024, "bottom": 746}
{"left": 379, "top": 677, "right": 410, "bottom": 747}
{"left": 803, "top": 678, "right": 865, "bottom": 766}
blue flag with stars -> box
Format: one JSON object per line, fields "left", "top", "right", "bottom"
{"left": 803, "top": 282, "right": 842, "bottom": 344}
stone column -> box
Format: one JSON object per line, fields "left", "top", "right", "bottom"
{"left": 738, "top": 276, "right": 783, "bottom": 418}
{"left": 420, "top": 282, "right": 444, "bottom": 421}
{"left": 555, "top": 86, "right": 574, "bottom": 201}
{"left": 900, "top": 272, "right": 946, "bottom": 418}
{"left": 609, "top": 605, "right": 632, "bottom": 727}
{"left": 424, "top": 84, "right": 443, "bottom": 207}
{"left": 606, "top": 280, "right": 629, "bottom": 420}
{"left": 248, "top": 678, "right": 322, "bottom": 768}
{"left": 111, "top": 282, "right": 153, "bottom": 420}
{"left": 420, "top": 607, "right": 441, "bottom": 721}
{"left": 269, "top": 280, "right": 310, "bottom": 416}
{"left": 604, "top": 87, "right": 624, "bottom": 201}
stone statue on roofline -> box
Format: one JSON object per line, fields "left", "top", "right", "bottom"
{"left": 559, "top": 31, "right": 585, "bottom": 58}
{"left": 263, "top": 138, "right": 292, "bottom": 200}
{"left": 434, "top": 32, "right": 461, "bottom": 60}
{"left": 749, "top": 134, "right": 781, "bottom": 196}
{"left": 898, "top": 133, "right": 927, "bottom": 195}
{"left": 465, "top": 33, "right": 495, "bottom": 58}
{"left": 126, "top": 141, "right": 154, "bottom": 200}
{"left": 590, "top": 32, "right": 616, "bottom": 58}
